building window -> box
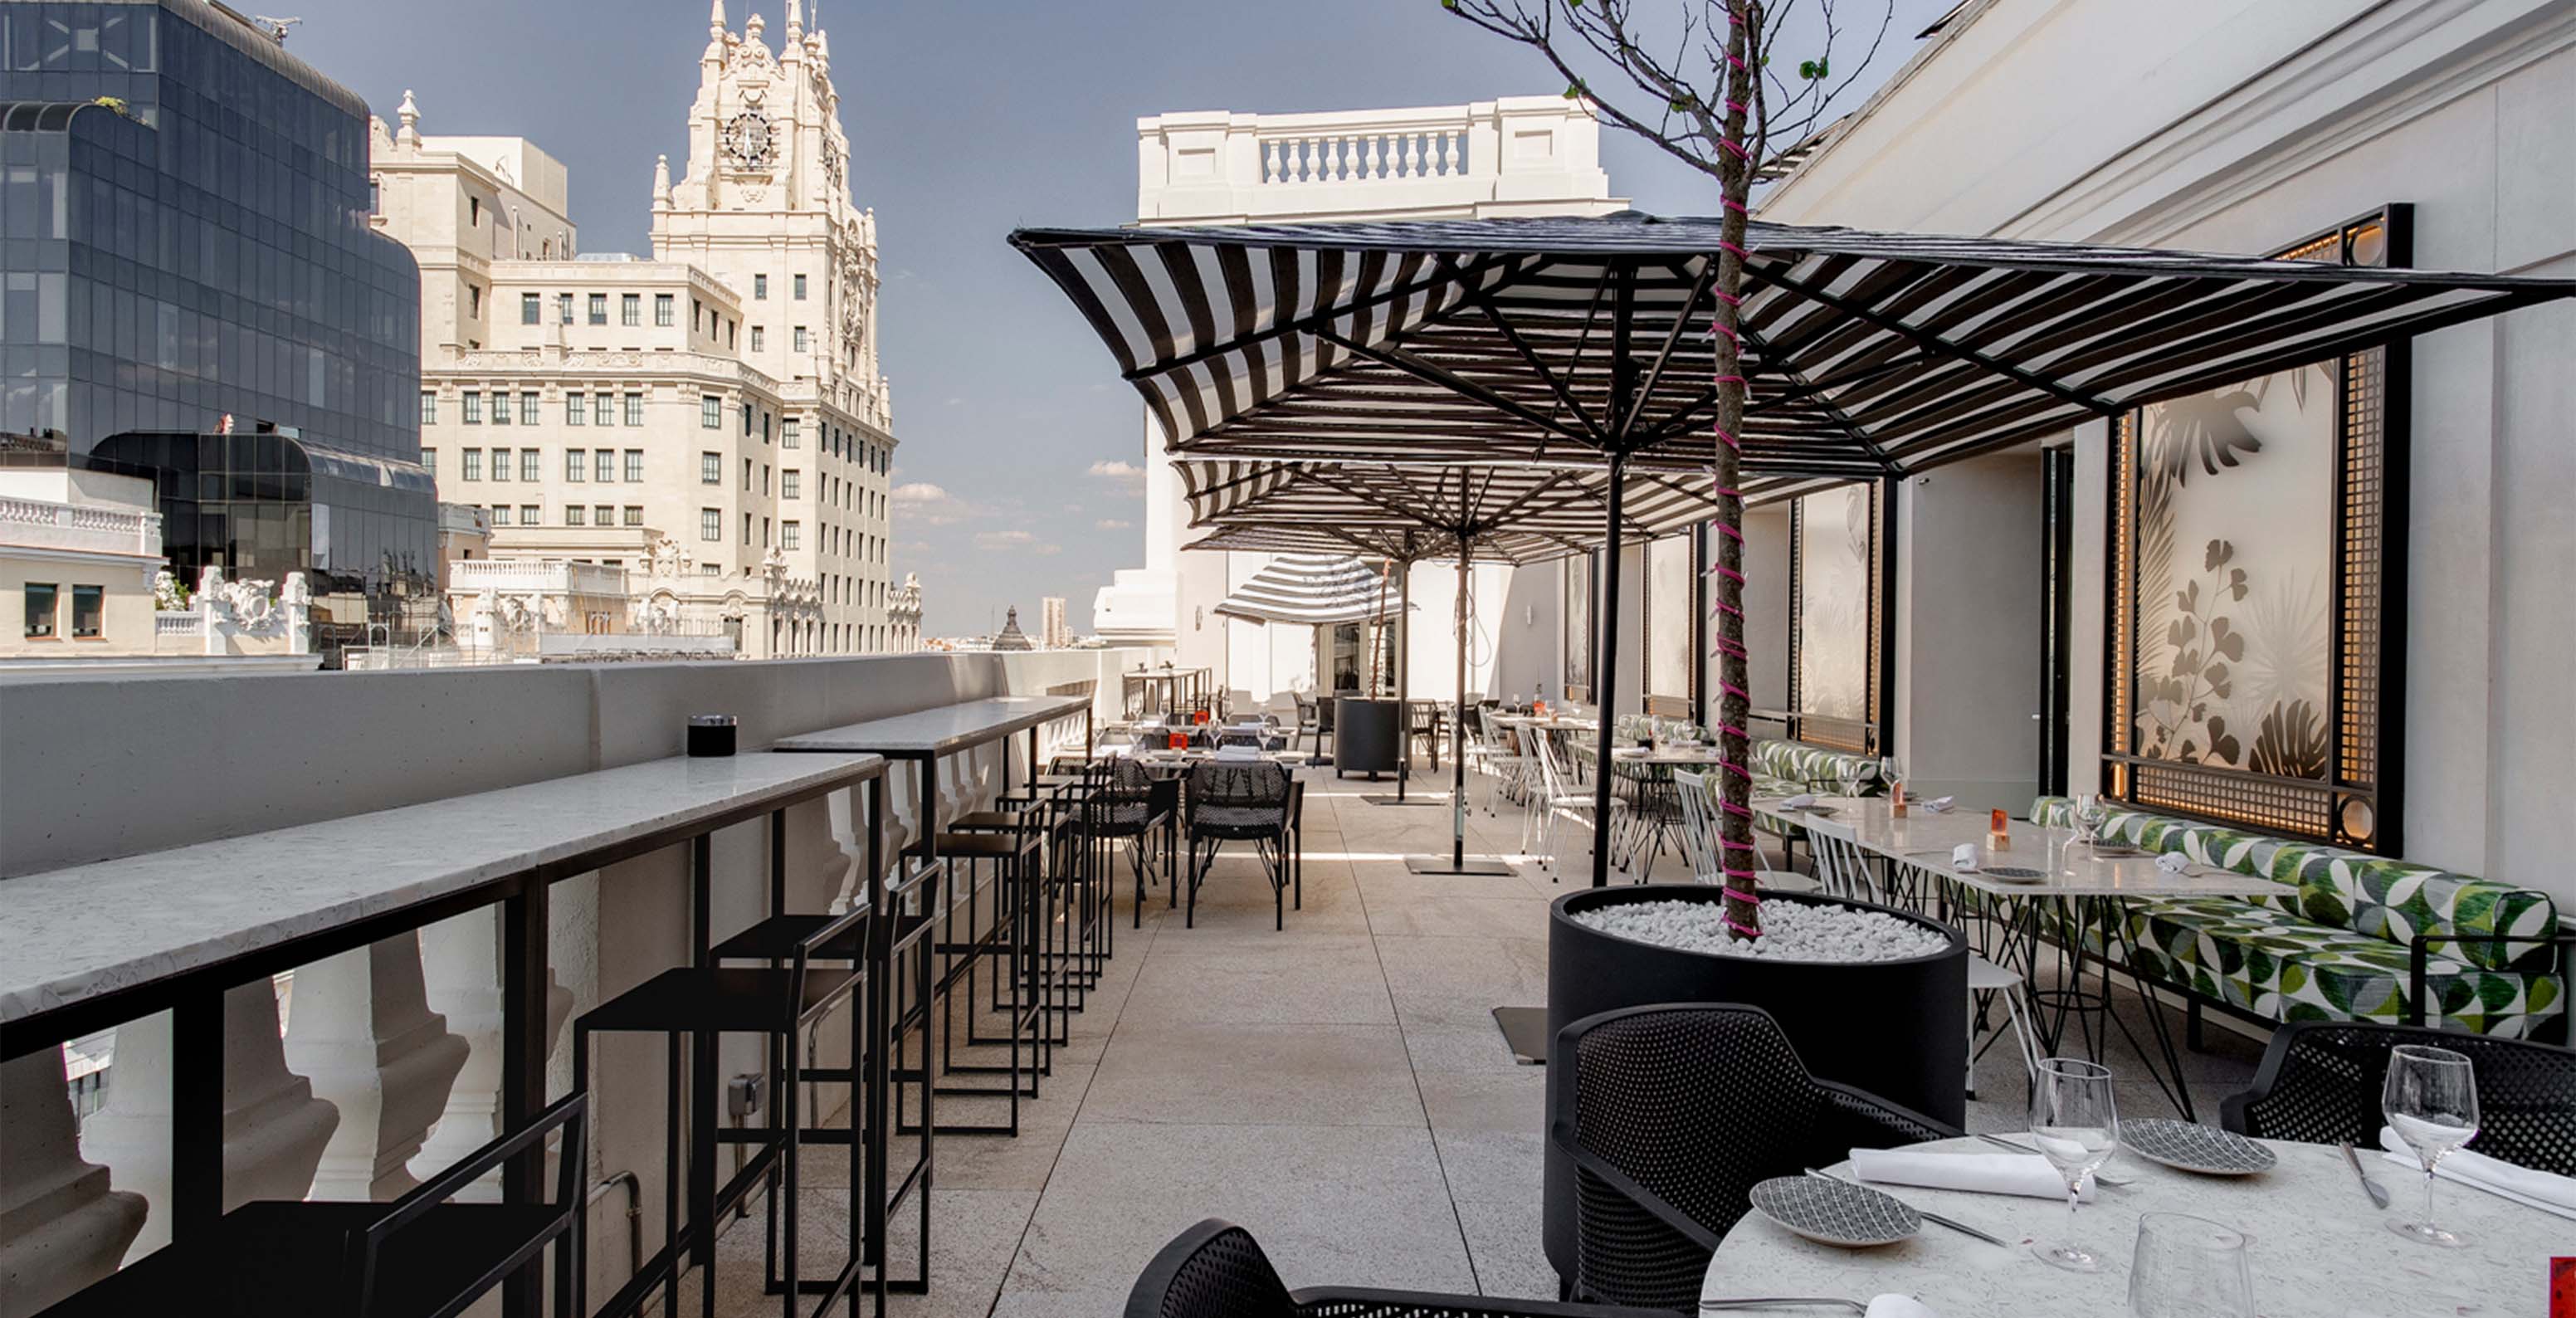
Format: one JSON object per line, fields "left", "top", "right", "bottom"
{"left": 595, "top": 393, "right": 616, "bottom": 427}
{"left": 594, "top": 449, "right": 614, "bottom": 482}
{"left": 519, "top": 393, "right": 539, "bottom": 426}
{"left": 655, "top": 294, "right": 674, "bottom": 327}
{"left": 462, "top": 392, "right": 484, "bottom": 425}
{"left": 595, "top": 504, "right": 615, "bottom": 525}
{"left": 743, "top": 512, "right": 753, "bottom": 544}
{"left": 469, "top": 285, "right": 482, "bottom": 318}
{"left": 622, "top": 393, "right": 643, "bottom": 426}
{"left": 742, "top": 458, "right": 752, "bottom": 492}
{"left": 491, "top": 391, "right": 511, "bottom": 426}
{"left": 781, "top": 419, "right": 799, "bottom": 450}
{"left": 750, "top": 326, "right": 765, "bottom": 353}
{"left": 520, "top": 505, "right": 540, "bottom": 525}
{"left": 422, "top": 447, "right": 437, "bottom": 473}
{"left": 793, "top": 274, "right": 807, "bottom": 300}
{"left": 556, "top": 293, "right": 573, "bottom": 325}
{"left": 490, "top": 447, "right": 510, "bottom": 480}
{"left": 419, "top": 391, "right": 437, "bottom": 424}
{"left": 521, "top": 293, "right": 540, "bottom": 325}
{"left": 792, "top": 326, "right": 807, "bottom": 354}
{"left": 470, "top": 196, "right": 482, "bottom": 227}
{"left": 566, "top": 505, "right": 586, "bottom": 526}
{"left": 625, "top": 450, "right": 645, "bottom": 482}
{"left": 565, "top": 393, "right": 585, "bottom": 426}
{"left": 22, "top": 583, "right": 56, "bottom": 638}
{"left": 701, "top": 452, "right": 721, "bottom": 485}
{"left": 520, "top": 448, "right": 540, "bottom": 481}
{"left": 783, "top": 520, "right": 801, "bottom": 550}
{"left": 621, "top": 294, "right": 641, "bottom": 327}
{"left": 462, "top": 449, "right": 483, "bottom": 481}
{"left": 727, "top": 320, "right": 736, "bottom": 348}
{"left": 700, "top": 395, "right": 721, "bottom": 429}
{"left": 754, "top": 274, "right": 768, "bottom": 300}
{"left": 783, "top": 469, "right": 801, "bottom": 500}
{"left": 564, "top": 449, "right": 584, "bottom": 481}
{"left": 588, "top": 294, "right": 607, "bottom": 325}
{"left": 691, "top": 298, "right": 702, "bottom": 332}
{"left": 701, "top": 508, "right": 722, "bottom": 542}
{"left": 624, "top": 505, "right": 644, "bottom": 527}
{"left": 490, "top": 505, "right": 511, "bottom": 526}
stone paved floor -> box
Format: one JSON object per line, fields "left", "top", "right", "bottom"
{"left": 690, "top": 765, "right": 2261, "bottom": 1318}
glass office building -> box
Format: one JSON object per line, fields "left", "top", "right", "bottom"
{"left": 0, "top": 1, "right": 433, "bottom": 639}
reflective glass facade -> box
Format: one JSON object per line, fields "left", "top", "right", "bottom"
{"left": 0, "top": 1, "right": 433, "bottom": 625}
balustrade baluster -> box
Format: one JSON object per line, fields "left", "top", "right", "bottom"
{"left": 1264, "top": 139, "right": 1283, "bottom": 184}
{"left": 1364, "top": 134, "right": 1382, "bottom": 180}
{"left": 1296, "top": 138, "right": 1315, "bottom": 183}
{"left": 1402, "top": 133, "right": 1421, "bottom": 178}
{"left": 1442, "top": 130, "right": 1460, "bottom": 177}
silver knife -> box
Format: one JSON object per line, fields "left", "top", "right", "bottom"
{"left": 1805, "top": 1168, "right": 2011, "bottom": 1247}
{"left": 2339, "top": 1141, "right": 2390, "bottom": 1209}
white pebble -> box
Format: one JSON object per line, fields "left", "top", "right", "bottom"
{"left": 1571, "top": 897, "right": 1949, "bottom": 963}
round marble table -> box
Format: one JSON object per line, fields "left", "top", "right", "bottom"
{"left": 1701, "top": 1135, "right": 2564, "bottom": 1316}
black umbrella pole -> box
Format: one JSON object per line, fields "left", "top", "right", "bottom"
{"left": 1396, "top": 561, "right": 1411, "bottom": 802}
{"left": 1453, "top": 551, "right": 1471, "bottom": 868}
{"left": 1591, "top": 456, "right": 1626, "bottom": 888}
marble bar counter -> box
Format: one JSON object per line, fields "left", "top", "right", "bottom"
{"left": 773, "top": 694, "right": 1094, "bottom": 758}
{"left": 0, "top": 750, "right": 886, "bottom": 1052}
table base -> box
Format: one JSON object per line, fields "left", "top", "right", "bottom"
{"left": 1490, "top": 1005, "right": 1549, "bottom": 1065}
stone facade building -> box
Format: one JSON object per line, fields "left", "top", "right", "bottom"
{"left": 372, "top": 0, "right": 901, "bottom": 657}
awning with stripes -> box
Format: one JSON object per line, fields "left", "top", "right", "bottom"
{"left": 1180, "top": 458, "right": 1721, "bottom": 565}
{"left": 1210, "top": 551, "right": 1408, "bottom": 627}
{"left": 1012, "top": 212, "right": 2574, "bottom": 500}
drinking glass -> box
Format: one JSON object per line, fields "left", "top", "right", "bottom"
{"left": 2128, "top": 1213, "right": 2254, "bottom": 1317}
{"left": 2382, "top": 1043, "right": 2480, "bottom": 1247}
{"left": 1878, "top": 754, "right": 1905, "bottom": 794}
{"left": 2074, "top": 793, "right": 2109, "bottom": 845}
{"left": 2029, "top": 1057, "right": 2121, "bottom": 1272}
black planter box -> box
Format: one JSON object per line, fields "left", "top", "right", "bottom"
{"left": 1539, "top": 884, "right": 1967, "bottom": 1283}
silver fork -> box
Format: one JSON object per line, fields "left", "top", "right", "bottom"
{"left": 1700, "top": 1301, "right": 1867, "bottom": 1314}
{"left": 1974, "top": 1131, "right": 2133, "bottom": 1186}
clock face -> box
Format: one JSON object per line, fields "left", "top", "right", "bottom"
{"left": 723, "top": 111, "right": 774, "bottom": 170}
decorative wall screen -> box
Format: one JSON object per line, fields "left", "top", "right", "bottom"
{"left": 2104, "top": 207, "right": 2408, "bottom": 852}
{"left": 1563, "top": 549, "right": 1594, "bottom": 702}
{"left": 1787, "top": 481, "right": 1885, "bottom": 753}
{"left": 1645, "top": 535, "right": 1697, "bottom": 706}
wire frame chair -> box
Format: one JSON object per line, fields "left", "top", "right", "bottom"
{"left": 1182, "top": 761, "right": 1295, "bottom": 930}
{"left": 1671, "top": 769, "right": 1812, "bottom": 895}
{"left": 1520, "top": 724, "right": 1601, "bottom": 878}
{"left": 2220, "top": 1021, "right": 2576, "bottom": 1174}
{"left": 1554, "top": 1003, "right": 1960, "bottom": 1310}
{"left": 1125, "top": 1218, "right": 1647, "bottom": 1318}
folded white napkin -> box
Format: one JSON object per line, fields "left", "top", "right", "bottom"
{"left": 1919, "top": 796, "right": 1955, "bottom": 813}
{"left": 1850, "top": 1147, "right": 2091, "bottom": 1202}
{"left": 2156, "top": 852, "right": 2189, "bottom": 873}
{"left": 2378, "top": 1126, "right": 2576, "bottom": 1220}
{"left": 1782, "top": 793, "right": 1817, "bottom": 810}
{"left": 1213, "top": 745, "right": 1262, "bottom": 762}
{"left": 1949, "top": 843, "right": 1981, "bottom": 872}
{"left": 1867, "top": 1296, "right": 1939, "bottom": 1318}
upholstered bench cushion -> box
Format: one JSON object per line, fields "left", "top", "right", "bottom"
{"left": 2079, "top": 896, "right": 2562, "bottom": 1037}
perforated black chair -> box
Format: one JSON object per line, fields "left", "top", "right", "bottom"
{"left": 1125, "top": 1218, "right": 1648, "bottom": 1318}
{"left": 1552, "top": 1003, "right": 1960, "bottom": 1309}
{"left": 2220, "top": 1021, "right": 2576, "bottom": 1174}
{"left": 1182, "top": 760, "right": 1295, "bottom": 930}
{"left": 1081, "top": 755, "right": 1177, "bottom": 930}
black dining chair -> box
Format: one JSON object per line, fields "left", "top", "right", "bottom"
{"left": 2221, "top": 1020, "right": 2576, "bottom": 1174}
{"left": 1125, "top": 1218, "right": 1646, "bottom": 1318}
{"left": 1182, "top": 760, "right": 1295, "bottom": 930}
{"left": 1080, "top": 755, "right": 1177, "bottom": 930}
{"left": 1553, "top": 1003, "right": 1959, "bottom": 1310}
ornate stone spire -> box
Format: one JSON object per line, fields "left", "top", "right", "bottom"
{"left": 709, "top": 0, "right": 726, "bottom": 37}
{"left": 744, "top": 11, "right": 766, "bottom": 47}
{"left": 785, "top": 0, "right": 803, "bottom": 42}
{"left": 394, "top": 88, "right": 418, "bottom": 147}
{"left": 651, "top": 154, "right": 671, "bottom": 212}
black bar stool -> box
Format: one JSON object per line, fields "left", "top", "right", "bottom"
{"left": 37, "top": 1094, "right": 588, "bottom": 1318}
{"left": 573, "top": 906, "right": 869, "bottom": 1318}
{"left": 905, "top": 824, "right": 1046, "bottom": 1136}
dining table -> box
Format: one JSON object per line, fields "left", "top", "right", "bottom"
{"left": 1752, "top": 795, "right": 2289, "bottom": 1120}
{"left": 1701, "top": 1134, "right": 2566, "bottom": 1316}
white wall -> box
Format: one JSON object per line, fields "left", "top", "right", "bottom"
{"left": 1895, "top": 452, "right": 2047, "bottom": 813}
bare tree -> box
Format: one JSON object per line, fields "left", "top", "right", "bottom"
{"left": 1445, "top": 0, "right": 1892, "bottom": 940}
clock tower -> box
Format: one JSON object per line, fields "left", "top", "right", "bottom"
{"left": 653, "top": 0, "right": 889, "bottom": 431}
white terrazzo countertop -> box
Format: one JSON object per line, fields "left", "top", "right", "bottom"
{"left": 0, "top": 750, "right": 882, "bottom": 1031}
{"left": 774, "top": 695, "right": 1093, "bottom": 757}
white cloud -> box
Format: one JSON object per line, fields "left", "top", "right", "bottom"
{"left": 974, "top": 529, "right": 1061, "bottom": 556}
{"left": 1095, "top": 518, "right": 1133, "bottom": 530}
{"left": 1087, "top": 459, "right": 1146, "bottom": 491}
{"left": 892, "top": 481, "right": 973, "bottom": 526}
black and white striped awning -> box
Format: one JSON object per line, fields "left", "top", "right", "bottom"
{"left": 1013, "top": 212, "right": 2574, "bottom": 496}
{"left": 1181, "top": 458, "right": 1721, "bottom": 565}
{"left": 1211, "top": 552, "right": 1408, "bottom": 627}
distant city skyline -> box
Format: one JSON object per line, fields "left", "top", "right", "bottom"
{"left": 287, "top": 0, "right": 1949, "bottom": 633}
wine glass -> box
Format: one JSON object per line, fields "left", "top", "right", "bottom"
{"left": 2383, "top": 1043, "right": 2480, "bottom": 1247}
{"left": 2075, "top": 793, "right": 2110, "bottom": 846}
{"left": 1878, "top": 754, "right": 1905, "bottom": 797}
{"left": 2029, "top": 1057, "right": 2121, "bottom": 1272}
{"left": 2128, "top": 1213, "right": 2254, "bottom": 1317}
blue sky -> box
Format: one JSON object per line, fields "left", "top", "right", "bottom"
{"left": 294, "top": 0, "right": 1947, "bottom": 636}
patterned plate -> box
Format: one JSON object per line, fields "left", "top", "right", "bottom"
{"left": 1984, "top": 866, "right": 2048, "bottom": 881}
{"left": 2121, "top": 1119, "right": 2277, "bottom": 1175}
{"left": 1747, "top": 1176, "right": 1921, "bottom": 1247}
{"left": 2087, "top": 842, "right": 2144, "bottom": 857}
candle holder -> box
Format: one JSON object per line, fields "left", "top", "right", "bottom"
{"left": 1988, "top": 807, "right": 2012, "bottom": 851}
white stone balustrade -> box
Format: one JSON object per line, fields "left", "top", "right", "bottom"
{"left": 412, "top": 909, "right": 573, "bottom": 1200}
{"left": 0, "top": 1051, "right": 144, "bottom": 1318}
{"left": 1138, "top": 97, "right": 1626, "bottom": 223}
{"left": 74, "top": 985, "right": 340, "bottom": 1263}
{"left": 283, "top": 935, "right": 471, "bottom": 1202}
{"left": 0, "top": 493, "right": 161, "bottom": 559}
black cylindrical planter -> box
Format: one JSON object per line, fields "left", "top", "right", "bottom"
{"left": 1333, "top": 696, "right": 1403, "bottom": 779}
{"left": 1539, "top": 884, "right": 1967, "bottom": 1282}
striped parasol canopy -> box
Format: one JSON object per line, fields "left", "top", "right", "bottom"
{"left": 1210, "top": 551, "right": 1408, "bottom": 627}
